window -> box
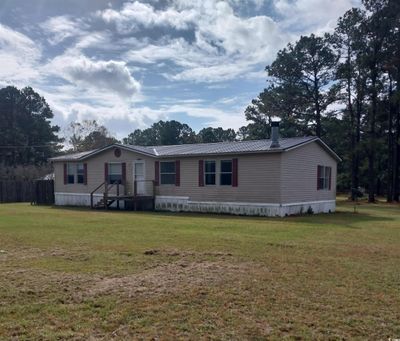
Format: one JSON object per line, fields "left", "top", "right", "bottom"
{"left": 160, "top": 161, "right": 176, "bottom": 185}
{"left": 220, "top": 160, "right": 232, "bottom": 186}
{"left": 67, "top": 163, "right": 75, "bottom": 184}
{"left": 204, "top": 161, "right": 216, "bottom": 185}
{"left": 109, "top": 163, "right": 122, "bottom": 184}
{"left": 66, "top": 163, "right": 85, "bottom": 184}
{"left": 318, "top": 165, "right": 331, "bottom": 190}
{"left": 77, "top": 163, "right": 85, "bottom": 184}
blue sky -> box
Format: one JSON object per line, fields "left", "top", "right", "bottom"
{"left": 0, "top": 0, "right": 360, "bottom": 139}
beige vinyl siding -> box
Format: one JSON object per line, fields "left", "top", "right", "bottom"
{"left": 53, "top": 140, "right": 337, "bottom": 205}
{"left": 54, "top": 148, "right": 155, "bottom": 195}
{"left": 280, "top": 142, "right": 337, "bottom": 204}
{"left": 156, "top": 153, "right": 282, "bottom": 203}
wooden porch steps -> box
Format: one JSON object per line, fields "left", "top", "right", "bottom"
{"left": 92, "top": 195, "right": 155, "bottom": 211}
{"left": 90, "top": 180, "right": 155, "bottom": 211}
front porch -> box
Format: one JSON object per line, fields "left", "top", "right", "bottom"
{"left": 90, "top": 180, "right": 155, "bottom": 211}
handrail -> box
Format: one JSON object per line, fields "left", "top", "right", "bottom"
{"left": 91, "top": 181, "right": 106, "bottom": 196}
{"left": 91, "top": 180, "right": 156, "bottom": 209}
{"left": 105, "top": 181, "right": 120, "bottom": 209}
{"left": 90, "top": 181, "right": 106, "bottom": 208}
{"left": 90, "top": 180, "right": 126, "bottom": 209}
{"left": 134, "top": 180, "right": 156, "bottom": 197}
{"left": 105, "top": 181, "right": 120, "bottom": 194}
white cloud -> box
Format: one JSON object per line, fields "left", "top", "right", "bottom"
{"left": 40, "top": 15, "right": 87, "bottom": 45}
{"left": 98, "top": 1, "right": 197, "bottom": 33}
{"left": 40, "top": 83, "right": 163, "bottom": 136}
{"left": 116, "top": 1, "right": 289, "bottom": 83}
{"left": 0, "top": 24, "right": 41, "bottom": 85}
{"left": 47, "top": 53, "right": 141, "bottom": 98}
{"left": 273, "top": 0, "right": 362, "bottom": 34}
{"left": 113, "top": 0, "right": 359, "bottom": 83}
{"left": 162, "top": 103, "right": 247, "bottom": 129}
{"left": 168, "top": 62, "right": 254, "bottom": 83}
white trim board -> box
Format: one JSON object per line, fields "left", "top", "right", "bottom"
{"left": 55, "top": 192, "right": 102, "bottom": 197}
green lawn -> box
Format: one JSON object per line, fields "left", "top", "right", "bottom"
{"left": 0, "top": 200, "right": 399, "bottom": 340}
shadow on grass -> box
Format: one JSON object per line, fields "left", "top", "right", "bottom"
{"left": 49, "top": 205, "right": 278, "bottom": 221}
{"left": 287, "top": 210, "right": 395, "bottom": 228}
{"left": 48, "top": 205, "right": 395, "bottom": 227}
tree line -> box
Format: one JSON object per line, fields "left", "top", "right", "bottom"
{"left": 244, "top": 0, "right": 400, "bottom": 202}
{"left": 1, "top": 0, "right": 399, "bottom": 201}
{"left": 0, "top": 86, "right": 61, "bottom": 180}
{"left": 65, "top": 120, "right": 237, "bottom": 149}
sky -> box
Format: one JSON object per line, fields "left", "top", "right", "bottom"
{"left": 0, "top": 0, "right": 361, "bottom": 139}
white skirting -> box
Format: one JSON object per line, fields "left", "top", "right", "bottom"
{"left": 54, "top": 192, "right": 124, "bottom": 208}
{"left": 155, "top": 196, "right": 335, "bottom": 217}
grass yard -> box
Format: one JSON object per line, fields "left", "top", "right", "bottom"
{"left": 0, "top": 200, "right": 399, "bottom": 340}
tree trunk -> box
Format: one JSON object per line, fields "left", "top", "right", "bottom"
{"left": 347, "top": 51, "right": 357, "bottom": 200}
{"left": 368, "top": 68, "right": 377, "bottom": 203}
{"left": 313, "top": 69, "right": 321, "bottom": 138}
{"left": 387, "top": 75, "right": 394, "bottom": 202}
{"left": 354, "top": 72, "right": 364, "bottom": 197}
{"left": 394, "top": 72, "right": 400, "bottom": 202}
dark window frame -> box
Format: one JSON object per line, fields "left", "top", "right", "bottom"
{"left": 67, "top": 163, "right": 84, "bottom": 184}
{"left": 204, "top": 160, "right": 216, "bottom": 186}
{"left": 160, "top": 161, "right": 176, "bottom": 185}
{"left": 77, "top": 163, "right": 85, "bottom": 184}
{"left": 220, "top": 160, "right": 232, "bottom": 186}
{"left": 108, "top": 162, "right": 123, "bottom": 185}
{"left": 318, "top": 165, "right": 331, "bottom": 190}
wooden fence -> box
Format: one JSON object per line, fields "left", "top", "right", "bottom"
{"left": 0, "top": 180, "right": 54, "bottom": 204}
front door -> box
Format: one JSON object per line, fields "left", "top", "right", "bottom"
{"left": 134, "top": 161, "right": 145, "bottom": 195}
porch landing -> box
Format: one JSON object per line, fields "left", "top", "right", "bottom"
{"left": 92, "top": 195, "right": 155, "bottom": 210}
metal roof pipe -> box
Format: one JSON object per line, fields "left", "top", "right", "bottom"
{"left": 270, "top": 121, "right": 280, "bottom": 148}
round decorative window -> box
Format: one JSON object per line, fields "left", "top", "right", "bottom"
{"left": 114, "top": 148, "right": 121, "bottom": 158}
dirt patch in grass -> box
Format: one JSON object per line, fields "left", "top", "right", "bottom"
{"left": 88, "top": 259, "right": 264, "bottom": 299}
{"left": 143, "top": 248, "right": 233, "bottom": 257}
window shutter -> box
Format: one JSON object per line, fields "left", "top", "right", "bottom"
{"left": 104, "top": 163, "right": 108, "bottom": 183}
{"left": 328, "top": 167, "right": 332, "bottom": 190}
{"left": 198, "top": 160, "right": 204, "bottom": 187}
{"left": 122, "top": 162, "right": 126, "bottom": 185}
{"left": 232, "top": 158, "right": 238, "bottom": 187}
{"left": 155, "top": 161, "right": 159, "bottom": 186}
{"left": 175, "top": 160, "right": 180, "bottom": 186}
{"left": 83, "top": 163, "right": 88, "bottom": 185}
{"left": 317, "top": 165, "right": 321, "bottom": 190}
{"left": 63, "top": 163, "right": 67, "bottom": 185}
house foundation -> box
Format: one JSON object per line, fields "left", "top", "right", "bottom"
{"left": 155, "top": 196, "right": 336, "bottom": 217}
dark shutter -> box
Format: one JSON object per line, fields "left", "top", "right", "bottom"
{"left": 155, "top": 161, "right": 160, "bottom": 186}
{"left": 122, "top": 162, "right": 126, "bottom": 185}
{"left": 198, "top": 160, "right": 204, "bottom": 187}
{"left": 83, "top": 163, "right": 88, "bottom": 185}
{"left": 63, "top": 163, "right": 67, "bottom": 185}
{"left": 175, "top": 160, "right": 180, "bottom": 186}
{"left": 317, "top": 165, "right": 321, "bottom": 190}
{"left": 232, "top": 158, "right": 238, "bottom": 187}
{"left": 328, "top": 167, "right": 332, "bottom": 190}
{"left": 104, "top": 163, "right": 108, "bottom": 183}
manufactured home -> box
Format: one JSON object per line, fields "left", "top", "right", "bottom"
{"left": 50, "top": 124, "right": 340, "bottom": 217}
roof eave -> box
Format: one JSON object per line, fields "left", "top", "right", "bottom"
{"left": 50, "top": 143, "right": 157, "bottom": 162}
